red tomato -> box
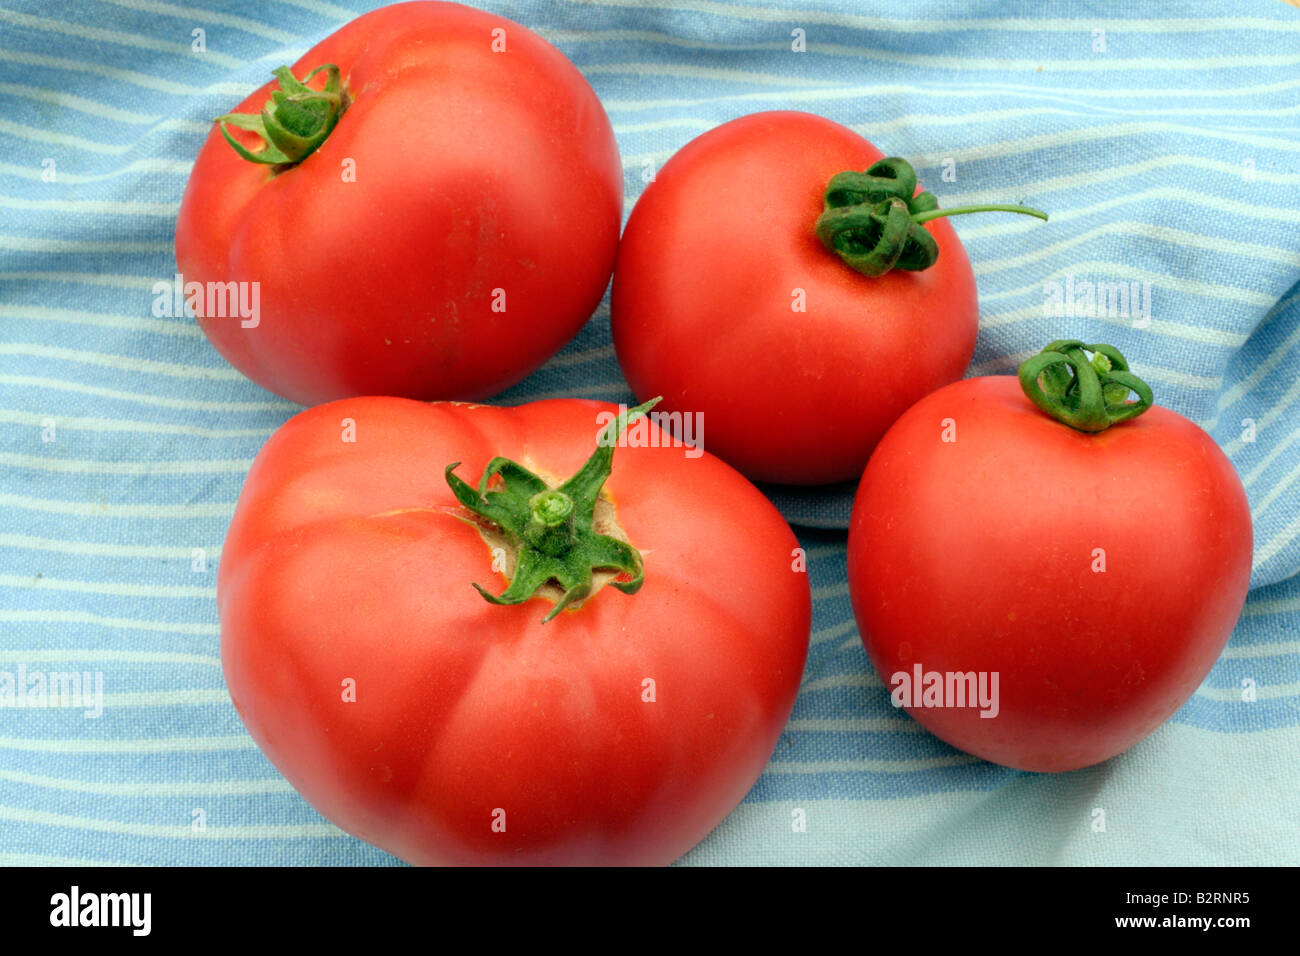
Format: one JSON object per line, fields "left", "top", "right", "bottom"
{"left": 219, "top": 397, "right": 810, "bottom": 865}
{"left": 848, "top": 358, "right": 1252, "bottom": 772}
{"left": 176, "top": 2, "right": 622, "bottom": 405}
{"left": 611, "top": 111, "right": 981, "bottom": 485}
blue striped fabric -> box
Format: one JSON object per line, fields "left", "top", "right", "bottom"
{"left": 1, "top": 0, "right": 1298, "bottom": 866}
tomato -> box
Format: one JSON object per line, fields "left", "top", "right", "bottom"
{"left": 176, "top": 1, "right": 622, "bottom": 405}
{"left": 219, "top": 397, "right": 810, "bottom": 865}
{"left": 611, "top": 110, "right": 1044, "bottom": 485}
{"left": 847, "top": 342, "right": 1252, "bottom": 772}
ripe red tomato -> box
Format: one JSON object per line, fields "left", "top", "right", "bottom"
{"left": 847, "top": 343, "right": 1252, "bottom": 772}
{"left": 176, "top": 2, "right": 622, "bottom": 405}
{"left": 612, "top": 110, "right": 1033, "bottom": 485}
{"left": 219, "top": 397, "right": 810, "bottom": 865}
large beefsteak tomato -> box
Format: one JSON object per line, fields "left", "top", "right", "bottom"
{"left": 848, "top": 342, "right": 1252, "bottom": 771}
{"left": 176, "top": 2, "right": 622, "bottom": 405}
{"left": 219, "top": 397, "right": 810, "bottom": 864}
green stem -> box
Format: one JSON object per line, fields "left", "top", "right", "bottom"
{"left": 815, "top": 156, "right": 1048, "bottom": 276}
{"left": 445, "top": 399, "right": 661, "bottom": 623}
{"left": 215, "top": 63, "right": 343, "bottom": 167}
{"left": 1018, "top": 340, "right": 1153, "bottom": 432}
{"left": 910, "top": 203, "right": 1048, "bottom": 225}
{"left": 524, "top": 490, "right": 576, "bottom": 556}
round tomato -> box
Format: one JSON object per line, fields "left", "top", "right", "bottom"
{"left": 176, "top": 1, "right": 622, "bottom": 405}
{"left": 219, "top": 397, "right": 810, "bottom": 865}
{"left": 847, "top": 342, "right": 1252, "bottom": 771}
{"left": 611, "top": 110, "right": 1044, "bottom": 485}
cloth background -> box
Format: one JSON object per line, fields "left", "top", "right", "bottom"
{"left": 1, "top": 0, "right": 1298, "bottom": 865}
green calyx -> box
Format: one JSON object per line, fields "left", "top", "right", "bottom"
{"left": 814, "top": 157, "right": 1048, "bottom": 276}
{"left": 215, "top": 64, "right": 343, "bottom": 166}
{"left": 1018, "top": 340, "right": 1154, "bottom": 433}
{"left": 445, "top": 399, "right": 661, "bottom": 623}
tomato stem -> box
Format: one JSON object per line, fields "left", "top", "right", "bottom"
{"left": 1018, "top": 340, "right": 1154, "bottom": 432}
{"left": 910, "top": 203, "right": 1048, "bottom": 225}
{"left": 525, "top": 490, "right": 577, "bottom": 556}
{"left": 814, "top": 157, "right": 1047, "bottom": 276}
{"left": 445, "top": 398, "right": 661, "bottom": 623}
{"left": 215, "top": 64, "right": 344, "bottom": 167}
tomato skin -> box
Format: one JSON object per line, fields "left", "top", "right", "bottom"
{"left": 847, "top": 376, "right": 1252, "bottom": 772}
{"left": 611, "top": 111, "right": 977, "bottom": 485}
{"left": 176, "top": 2, "right": 621, "bottom": 405}
{"left": 219, "top": 397, "right": 810, "bottom": 865}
